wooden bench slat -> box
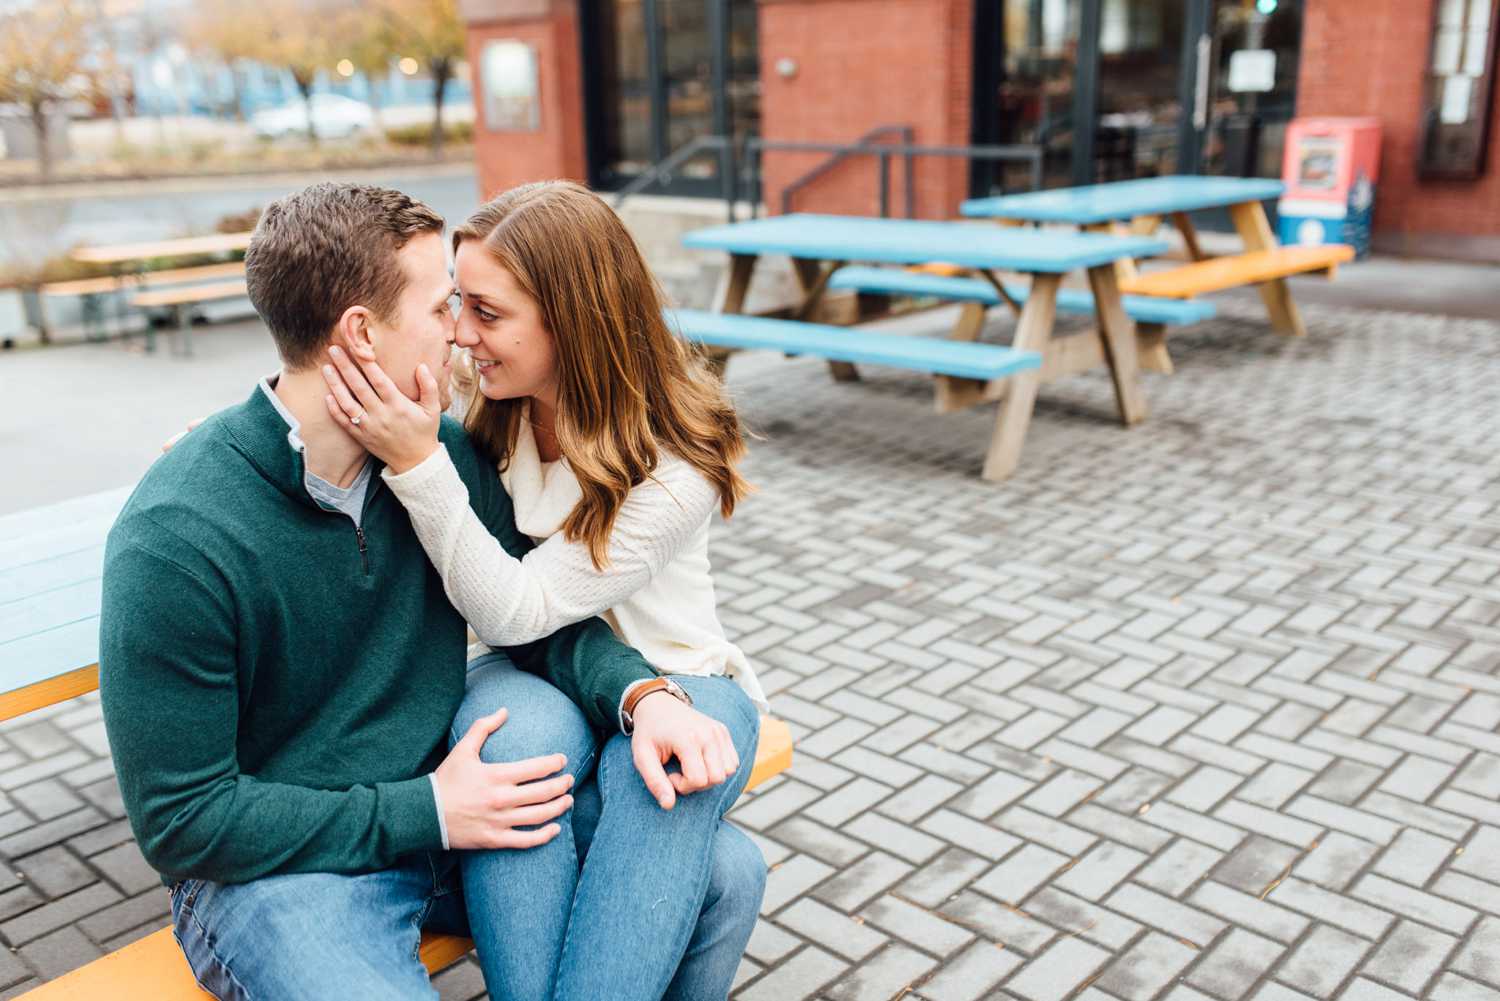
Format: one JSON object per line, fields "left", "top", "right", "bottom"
{"left": 131, "top": 280, "right": 249, "bottom": 309}
{"left": 1119, "top": 245, "right": 1355, "bottom": 299}
{"left": 668, "top": 309, "right": 1041, "bottom": 382}
{"left": 827, "top": 265, "right": 1216, "bottom": 326}
{"left": 40, "top": 264, "right": 248, "bottom": 299}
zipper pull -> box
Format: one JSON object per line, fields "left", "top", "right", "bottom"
{"left": 355, "top": 526, "right": 370, "bottom": 574}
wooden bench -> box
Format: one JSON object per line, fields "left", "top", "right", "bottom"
{"left": 20, "top": 718, "right": 793, "bottom": 1001}
{"left": 1119, "top": 244, "right": 1355, "bottom": 299}
{"left": 3, "top": 487, "right": 794, "bottom": 997}
{"left": 130, "top": 279, "right": 250, "bottom": 357}
{"left": 827, "top": 265, "right": 1216, "bottom": 375}
{"left": 38, "top": 264, "right": 248, "bottom": 345}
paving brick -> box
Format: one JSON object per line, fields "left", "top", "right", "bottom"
{"left": 12, "top": 847, "right": 92, "bottom": 900}
{"left": 736, "top": 945, "right": 846, "bottom": 1001}
{"left": 1212, "top": 835, "right": 1303, "bottom": 896}
{"left": 1428, "top": 973, "right": 1500, "bottom": 1001}
{"left": 0, "top": 882, "right": 121, "bottom": 946}
{"left": 912, "top": 938, "right": 1021, "bottom": 1001}
{"left": 767, "top": 817, "right": 869, "bottom": 867}
{"left": 1104, "top": 883, "right": 1227, "bottom": 947}
{"left": 1053, "top": 842, "right": 1147, "bottom": 902}
{"left": 1266, "top": 879, "right": 1394, "bottom": 940}
{"left": 74, "top": 889, "right": 169, "bottom": 944}
{"left": 1453, "top": 826, "right": 1500, "bottom": 883}
{"left": 1276, "top": 923, "right": 1370, "bottom": 998}
{"left": 1094, "top": 931, "right": 1198, "bottom": 1001}
{"left": 814, "top": 851, "right": 913, "bottom": 913}
{"left": 825, "top": 942, "right": 936, "bottom": 1001}
{"left": 896, "top": 849, "right": 991, "bottom": 909}
{"left": 1360, "top": 919, "right": 1457, "bottom": 995}
{"left": 1002, "top": 936, "right": 1110, "bottom": 1001}
{"left": 17, "top": 924, "right": 100, "bottom": 981}
{"left": 778, "top": 898, "right": 887, "bottom": 961}
{"left": 1350, "top": 873, "right": 1477, "bottom": 935}
{"left": 1452, "top": 915, "right": 1500, "bottom": 988}
{"left": 937, "top": 891, "right": 1056, "bottom": 955}
{"left": 762, "top": 854, "right": 836, "bottom": 915}
{"left": 971, "top": 844, "right": 1067, "bottom": 906}
{"left": 950, "top": 771, "right": 1033, "bottom": 821}
{"left": 1372, "top": 827, "right": 1457, "bottom": 887}
{"left": 1293, "top": 833, "right": 1381, "bottom": 891}
{"left": 1187, "top": 927, "right": 1284, "bottom": 999}
{"left": 745, "top": 919, "right": 802, "bottom": 965}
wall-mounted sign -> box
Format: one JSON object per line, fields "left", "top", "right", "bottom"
{"left": 481, "top": 40, "right": 540, "bottom": 132}
{"left": 1227, "top": 49, "right": 1276, "bottom": 93}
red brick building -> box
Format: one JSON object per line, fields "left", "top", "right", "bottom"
{"left": 462, "top": 0, "right": 1500, "bottom": 261}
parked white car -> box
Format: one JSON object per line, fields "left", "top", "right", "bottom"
{"left": 252, "top": 94, "right": 376, "bottom": 140}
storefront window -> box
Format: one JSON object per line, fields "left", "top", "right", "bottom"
{"left": 1419, "top": 0, "right": 1499, "bottom": 178}
{"left": 588, "top": 0, "right": 759, "bottom": 192}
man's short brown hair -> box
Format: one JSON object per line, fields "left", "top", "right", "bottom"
{"left": 244, "top": 183, "right": 445, "bottom": 370}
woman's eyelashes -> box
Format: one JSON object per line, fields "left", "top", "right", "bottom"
{"left": 456, "top": 292, "right": 499, "bottom": 323}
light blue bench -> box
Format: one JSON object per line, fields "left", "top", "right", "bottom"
{"left": 826, "top": 265, "right": 1217, "bottom": 328}
{"left": 668, "top": 308, "right": 1041, "bottom": 382}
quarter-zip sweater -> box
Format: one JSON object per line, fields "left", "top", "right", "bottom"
{"left": 98, "top": 385, "right": 655, "bottom": 886}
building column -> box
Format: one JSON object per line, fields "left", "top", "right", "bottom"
{"left": 757, "top": 0, "right": 975, "bottom": 219}
{"left": 461, "top": 0, "right": 587, "bottom": 200}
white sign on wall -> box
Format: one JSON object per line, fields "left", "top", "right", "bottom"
{"left": 1227, "top": 49, "right": 1277, "bottom": 93}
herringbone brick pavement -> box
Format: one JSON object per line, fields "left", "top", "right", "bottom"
{"left": 1, "top": 299, "right": 1497, "bottom": 1000}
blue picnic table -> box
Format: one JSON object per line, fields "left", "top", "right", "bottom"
{"left": 681, "top": 213, "right": 1170, "bottom": 481}
{"left": 960, "top": 175, "right": 1316, "bottom": 338}
{"left": 0, "top": 487, "right": 131, "bottom": 722}
{"left": 960, "top": 175, "right": 1285, "bottom": 226}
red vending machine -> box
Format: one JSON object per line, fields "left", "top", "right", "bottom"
{"left": 1277, "top": 117, "right": 1382, "bottom": 259}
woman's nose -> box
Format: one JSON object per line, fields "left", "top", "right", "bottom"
{"left": 453, "top": 318, "right": 479, "bottom": 347}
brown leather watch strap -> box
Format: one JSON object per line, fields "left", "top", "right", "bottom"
{"left": 622, "top": 678, "right": 671, "bottom": 722}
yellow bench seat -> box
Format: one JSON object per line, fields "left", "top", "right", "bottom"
{"left": 1119, "top": 244, "right": 1355, "bottom": 299}
{"left": 20, "top": 717, "right": 794, "bottom": 999}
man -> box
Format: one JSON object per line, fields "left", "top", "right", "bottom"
{"left": 99, "top": 183, "right": 764, "bottom": 1000}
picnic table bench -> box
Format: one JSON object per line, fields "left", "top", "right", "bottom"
{"left": 39, "top": 234, "right": 255, "bottom": 349}
{"left": 961, "top": 175, "right": 1352, "bottom": 339}
{"left": 679, "top": 213, "right": 1169, "bottom": 481}
{"left": 0, "top": 488, "right": 792, "bottom": 998}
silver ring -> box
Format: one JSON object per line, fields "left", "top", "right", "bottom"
{"left": 350, "top": 412, "right": 363, "bottom": 427}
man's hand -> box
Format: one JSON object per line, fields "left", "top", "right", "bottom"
{"left": 161, "top": 417, "right": 205, "bottom": 453}
{"left": 433, "top": 707, "right": 575, "bottom": 849}
{"left": 630, "top": 692, "right": 739, "bottom": 810}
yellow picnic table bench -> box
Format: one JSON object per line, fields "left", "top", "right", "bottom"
{"left": 1, "top": 487, "right": 792, "bottom": 997}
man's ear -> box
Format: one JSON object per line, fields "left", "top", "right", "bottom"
{"left": 331, "top": 305, "right": 378, "bottom": 363}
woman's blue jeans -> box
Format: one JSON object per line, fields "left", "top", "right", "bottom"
{"left": 169, "top": 654, "right": 766, "bottom": 1001}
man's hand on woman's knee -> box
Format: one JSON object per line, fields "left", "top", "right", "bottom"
{"left": 629, "top": 694, "right": 740, "bottom": 811}
{"left": 434, "top": 707, "right": 576, "bottom": 849}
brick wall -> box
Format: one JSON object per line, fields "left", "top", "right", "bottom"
{"left": 757, "top": 0, "right": 974, "bottom": 219}
{"left": 465, "top": 0, "right": 588, "bottom": 203}
{"left": 1298, "top": 0, "right": 1500, "bottom": 259}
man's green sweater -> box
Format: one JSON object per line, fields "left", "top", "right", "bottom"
{"left": 98, "top": 386, "right": 654, "bottom": 885}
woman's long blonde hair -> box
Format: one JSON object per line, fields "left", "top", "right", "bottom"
{"left": 453, "top": 180, "right": 750, "bottom": 569}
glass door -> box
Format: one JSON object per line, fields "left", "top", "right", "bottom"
{"left": 1198, "top": 0, "right": 1303, "bottom": 180}
{"left": 585, "top": 0, "right": 760, "bottom": 194}
{"left": 971, "top": 0, "right": 1083, "bottom": 195}
{"left": 1092, "top": 0, "right": 1190, "bottom": 180}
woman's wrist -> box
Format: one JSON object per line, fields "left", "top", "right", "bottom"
{"left": 385, "top": 440, "right": 442, "bottom": 477}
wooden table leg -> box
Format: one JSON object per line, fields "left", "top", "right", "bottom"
{"left": 792, "top": 257, "right": 858, "bottom": 382}
{"left": 1086, "top": 264, "right": 1149, "bottom": 426}
{"left": 1171, "top": 211, "right": 1207, "bottom": 261}
{"left": 705, "top": 253, "right": 758, "bottom": 378}
{"left": 982, "top": 273, "right": 1061, "bottom": 482}
{"left": 1228, "top": 200, "right": 1307, "bottom": 338}
{"left": 934, "top": 302, "right": 993, "bottom": 414}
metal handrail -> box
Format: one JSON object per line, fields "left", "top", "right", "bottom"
{"left": 781, "top": 124, "right": 914, "bottom": 217}
{"left": 612, "top": 135, "right": 1045, "bottom": 221}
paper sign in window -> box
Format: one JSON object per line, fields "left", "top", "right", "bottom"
{"left": 482, "top": 41, "right": 540, "bottom": 132}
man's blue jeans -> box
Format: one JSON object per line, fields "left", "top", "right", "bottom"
{"left": 169, "top": 655, "right": 766, "bottom": 1000}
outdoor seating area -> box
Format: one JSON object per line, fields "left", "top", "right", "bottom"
{"left": 672, "top": 176, "right": 1353, "bottom": 484}
{"left": 28, "top": 234, "right": 253, "bottom": 350}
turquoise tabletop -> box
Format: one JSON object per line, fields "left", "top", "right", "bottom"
{"left": 682, "top": 214, "right": 1169, "bottom": 273}
{"left": 960, "top": 175, "right": 1286, "bottom": 225}
{"left": 1, "top": 486, "right": 131, "bottom": 695}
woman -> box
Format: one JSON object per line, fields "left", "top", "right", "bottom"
{"left": 320, "top": 180, "right": 767, "bottom": 1001}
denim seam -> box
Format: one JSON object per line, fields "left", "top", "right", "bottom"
{"left": 175, "top": 887, "right": 255, "bottom": 1001}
